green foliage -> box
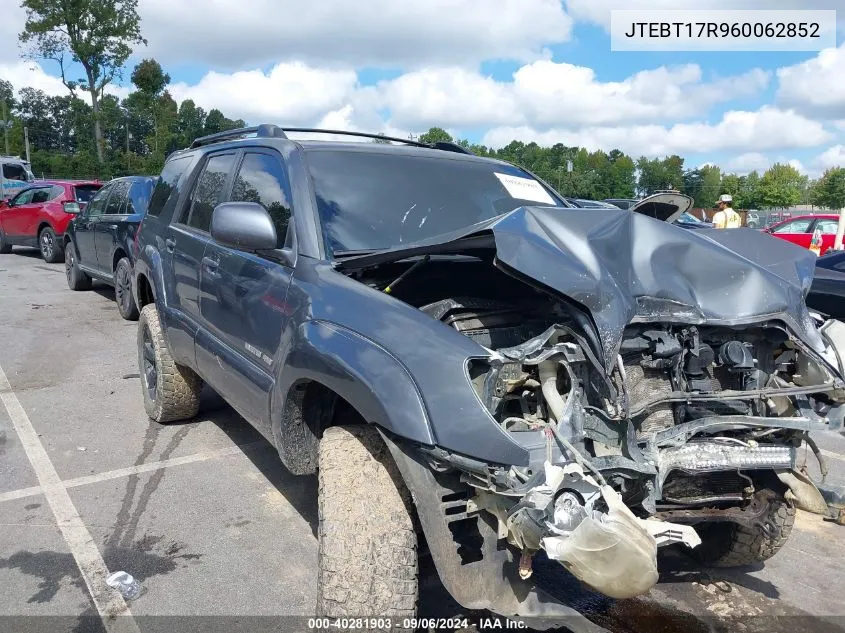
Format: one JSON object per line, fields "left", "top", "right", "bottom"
{"left": 637, "top": 155, "right": 685, "bottom": 195}
{"left": 418, "top": 127, "right": 453, "bottom": 144}
{"left": 758, "top": 163, "right": 806, "bottom": 209}
{"left": 131, "top": 59, "right": 170, "bottom": 96}
{"left": 812, "top": 168, "right": 845, "bottom": 210}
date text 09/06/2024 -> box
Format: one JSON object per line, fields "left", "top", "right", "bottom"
{"left": 624, "top": 21, "right": 820, "bottom": 39}
{"left": 307, "top": 617, "right": 528, "bottom": 630}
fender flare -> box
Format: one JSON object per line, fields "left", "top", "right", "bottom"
{"left": 271, "top": 320, "right": 436, "bottom": 471}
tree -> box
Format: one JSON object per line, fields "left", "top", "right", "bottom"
{"left": 418, "top": 127, "right": 453, "bottom": 145}
{"left": 637, "top": 155, "right": 685, "bottom": 196}
{"left": 131, "top": 58, "right": 170, "bottom": 97}
{"left": 758, "top": 163, "right": 805, "bottom": 209}
{"left": 812, "top": 168, "right": 845, "bottom": 210}
{"left": 19, "top": 0, "right": 146, "bottom": 164}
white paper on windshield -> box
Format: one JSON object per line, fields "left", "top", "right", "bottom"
{"left": 494, "top": 173, "right": 556, "bottom": 205}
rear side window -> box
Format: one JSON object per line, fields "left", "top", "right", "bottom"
{"left": 74, "top": 185, "right": 102, "bottom": 204}
{"left": 2, "top": 164, "right": 28, "bottom": 181}
{"left": 49, "top": 185, "right": 66, "bottom": 200}
{"left": 231, "top": 152, "right": 292, "bottom": 248}
{"left": 105, "top": 181, "right": 131, "bottom": 214}
{"left": 147, "top": 155, "right": 194, "bottom": 218}
{"left": 815, "top": 219, "right": 839, "bottom": 235}
{"left": 31, "top": 188, "right": 52, "bottom": 204}
{"left": 127, "top": 179, "right": 154, "bottom": 215}
{"left": 185, "top": 153, "right": 236, "bottom": 232}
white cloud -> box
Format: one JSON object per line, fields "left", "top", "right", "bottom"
{"left": 139, "top": 0, "right": 573, "bottom": 70}
{"left": 481, "top": 107, "right": 831, "bottom": 157}
{"left": 816, "top": 145, "right": 845, "bottom": 170}
{"left": 168, "top": 62, "right": 358, "bottom": 125}
{"left": 776, "top": 44, "right": 845, "bottom": 119}
{"left": 0, "top": 3, "right": 24, "bottom": 64}
{"left": 0, "top": 61, "right": 129, "bottom": 100}
{"left": 565, "top": 0, "right": 844, "bottom": 29}
{"left": 725, "top": 152, "right": 772, "bottom": 174}
{"left": 376, "top": 61, "right": 768, "bottom": 130}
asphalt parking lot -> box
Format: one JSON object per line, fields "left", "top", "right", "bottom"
{"left": 2, "top": 249, "right": 845, "bottom": 633}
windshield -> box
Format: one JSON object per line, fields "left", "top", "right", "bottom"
{"left": 305, "top": 149, "right": 564, "bottom": 254}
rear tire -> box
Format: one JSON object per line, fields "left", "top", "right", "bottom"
{"left": 65, "top": 242, "right": 92, "bottom": 290}
{"left": 39, "top": 226, "right": 63, "bottom": 263}
{"left": 694, "top": 492, "right": 795, "bottom": 567}
{"left": 317, "top": 425, "right": 417, "bottom": 626}
{"left": 115, "top": 257, "right": 139, "bottom": 321}
{"left": 138, "top": 303, "right": 202, "bottom": 423}
{"left": 0, "top": 228, "right": 11, "bottom": 254}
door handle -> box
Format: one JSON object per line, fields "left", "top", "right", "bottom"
{"left": 202, "top": 256, "right": 220, "bottom": 273}
{"left": 165, "top": 238, "right": 176, "bottom": 253}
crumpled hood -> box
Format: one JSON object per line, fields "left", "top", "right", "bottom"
{"left": 483, "top": 206, "right": 823, "bottom": 371}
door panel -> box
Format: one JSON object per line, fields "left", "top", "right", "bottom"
{"left": 95, "top": 180, "right": 131, "bottom": 273}
{"left": 164, "top": 151, "right": 237, "bottom": 365}
{"left": 197, "top": 150, "right": 294, "bottom": 430}
{"left": 3, "top": 188, "right": 37, "bottom": 237}
{"left": 74, "top": 185, "right": 110, "bottom": 268}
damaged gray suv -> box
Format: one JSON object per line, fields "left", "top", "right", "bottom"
{"left": 132, "top": 124, "right": 845, "bottom": 629}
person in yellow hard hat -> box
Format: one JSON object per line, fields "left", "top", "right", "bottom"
{"left": 712, "top": 194, "right": 741, "bottom": 229}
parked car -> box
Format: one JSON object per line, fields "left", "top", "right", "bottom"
{"left": 745, "top": 209, "right": 793, "bottom": 229}
{"left": 0, "top": 179, "right": 102, "bottom": 262}
{"left": 64, "top": 176, "right": 156, "bottom": 320}
{"left": 602, "top": 192, "right": 713, "bottom": 228}
{"left": 132, "top": 124, "right": 845, "bottom": 625}
{"left": 0, "top": 155, "right": 35, "bottom": 200}
{"left": 564, "top": 197, "right": 618, "bottom": 209}
{"left": 675, "top": 211, "right": 714, "bottom": 229}
{"left": 763, "top": 214, "right": 839, "bottom": 255}
{"left": 807, "top": 249, "right": 845, "bottom": 320}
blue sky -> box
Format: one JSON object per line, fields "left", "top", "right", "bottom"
{"left": 1, "top": 0, "right": 843, "bottom": 177}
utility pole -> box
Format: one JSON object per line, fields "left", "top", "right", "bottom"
{"left": 23, "top": 126, "right": 31, "bottom": 164}
{"left": 1, "top": 100, "right": 8, "bottom": 155}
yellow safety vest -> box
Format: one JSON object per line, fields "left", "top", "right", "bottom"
{"left": 713, "top": 209, "right": 741, "bottom": 229}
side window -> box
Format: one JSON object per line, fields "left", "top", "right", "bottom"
{"left": 105, "top": 181, "right": 131, "bottom": 214}
{"left": 11, "top": 189, "right": 34, "bottom": 205}
{"left": 231, "top": 152, "right": 292, "bottom": 248}
{"left": 815, "top": 219, "right": 839, "bottom": 235}
{"left": 772, "top": 219, "right": 813, "bottom": 234}
{"left": 49, "top": 185, "right": 66, "bottom": 201}
{"left": 147, "top": 155, "right": 194, "bottom": 217}
{"left": 185, "top": 153, "right": 236, "bottom": 232}
{"left": 2, "top": 163, "right": 28, "bottom": 181}
{"left": 86, "top": 185, "right": 112, "bottom": 217}
{"left": 126, "top": 179, "right": 154, "bottom": 215}
{"left": 31, "top": 188, "right": 51, "bottom": 204}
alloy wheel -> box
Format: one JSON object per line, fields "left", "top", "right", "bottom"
{"left": 40, "top": 232, "right": 54, "bottom": 260}
{"left": 65, "top": 247, "right": 74, "bottom": 285}
{"left": 116, "top": 265, "right": 133, "bottom": 315}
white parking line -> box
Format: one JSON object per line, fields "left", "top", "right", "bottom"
{"left": 0, "top": 363, "right": 141, "bottom": 633}
{"left": 0, "top": 441, "right": 264, "bottom": 504}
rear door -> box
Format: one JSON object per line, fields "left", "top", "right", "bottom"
{"left": 94, "top": 179, "right": 132, "bottom": 273}
{"left": 769, "top": 217, "right": 815, "bottom": 249}
{"left": 164, "top": 150, "right": 237, "bottom": 365}
{"left": 197, "top": 149, "right": 295, "bottom": 428}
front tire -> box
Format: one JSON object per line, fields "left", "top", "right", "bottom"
{"left": 39, "top": 226, "right": 63, "bottom": 263}
{"left": 0, "top": 227, "right": 11, "bottom": 254}
{"left": 138, "top": 303, "right": 202, "bottom": 423}
{"left": 115, "top": 257, "right": 139, "bottom": 321}
{"left": 317, "top": 425, "right": 417, "bottom": 626}
{"left": 65, "top": 242, "right": 92, "bottom": 290}
{"left": 694, "top": 492, "right": 795, "bottom": 567}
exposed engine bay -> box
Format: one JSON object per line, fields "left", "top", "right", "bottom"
{"left": 419, "top": 294, "right": 845, "bottom": 598}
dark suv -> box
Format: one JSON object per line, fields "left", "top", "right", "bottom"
{"left": 64, "top": 176, "right": 156, "bottom": 320}
{"left": 132, "top": 125, "right": 845, "bottom": 628}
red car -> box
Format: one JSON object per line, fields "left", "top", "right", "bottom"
{"left": 0, "top": 179, "right": 102, "bottom": 262}
{"left": 763, "top": 214, "right": 840, "bottom": 256}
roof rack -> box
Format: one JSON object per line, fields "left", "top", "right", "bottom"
{"left": 189, "top": 125, "right": 473, "bottom": 155}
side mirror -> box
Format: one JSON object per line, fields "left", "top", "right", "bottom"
{"left": 210, "top": 202, "right": 278, "bottom": 252}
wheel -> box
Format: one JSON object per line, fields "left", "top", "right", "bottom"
{"left": 317, "top": 425, "right": 417, "bottom": 625}
{"left": 694, "top": 492, "right": 795, "bottom": 567}
{"left": 115, "top": 257, "right": 139, "bottom": 321}
{"left": 65, "top": 242, "right": 92, "bottom": 291}
{"left": 137, "top": 303, "right": 202, "bottom": 423}
{"left": 39, "top": 226, "right": 63, "bottom": 263}
{"left": 0, "top": 227, "right": 11, "bottom": 254}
